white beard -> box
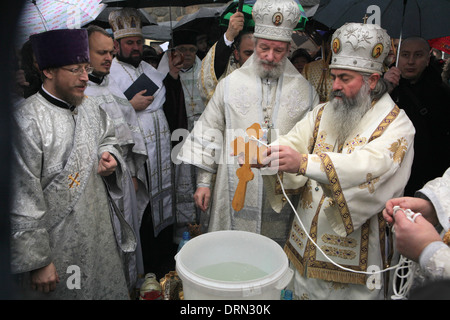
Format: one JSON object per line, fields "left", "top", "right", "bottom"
{"left": 253, "top": 53, "right": 287, "bottom": 79}
{"left": 328, "top": 81, "right": 372, "bottom": 146}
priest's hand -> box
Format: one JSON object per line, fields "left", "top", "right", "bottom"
{"left": 194, "top": 187, "right": 210, "bottom": 212}
{"left": 30, "top": 262, "right": 60, "bottom": 293}
{"left": 98, "top": 152, "right": 117, "bottom": 176}
{"left": 130, "top": 90, "right": 154, "bottom": 111}
{"left": 262, "top": 145, "right": 302, "bottom": 173}
{"left": 383, "top": 196, "right": 439, "bottom": 226}
{"left": 391, "top": 209, "right": 442, "bottom": 262}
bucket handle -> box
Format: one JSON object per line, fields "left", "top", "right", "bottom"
{"left": 275, "top": 268, "right": 294, "bottom": 290}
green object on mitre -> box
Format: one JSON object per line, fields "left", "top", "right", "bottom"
{"left": 219, "top": 0, "right": 308, "bottom": 31}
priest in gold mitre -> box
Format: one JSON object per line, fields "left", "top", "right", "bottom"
{"left": 262, "top": 22, "right": 415, "bottom": 299}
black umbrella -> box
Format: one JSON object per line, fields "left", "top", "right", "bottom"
{"left": 174, "top": 5, "right": 226, "bottom": 31}
{"left": 142, "top": 21, "right": 177, "bottom": 41}
{"left": 101, "top": 0, "right": 229, "bottom": 7}
{"left": 313, "top": 0, "right": 450, "bottom": 40}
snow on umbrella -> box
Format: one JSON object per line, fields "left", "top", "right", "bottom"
{"left": 16, "top": 0, "right": 107, "bottom": 48}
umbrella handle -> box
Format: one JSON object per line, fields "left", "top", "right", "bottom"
{"left": 395, "top": 0, "right": 407, "bottom": 67}
{"left": 238, "top": 0, "right": 244, "bottom": 12}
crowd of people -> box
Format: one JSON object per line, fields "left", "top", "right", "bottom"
{"left": 9, "top": 0, "right": 450, "bottom": 300}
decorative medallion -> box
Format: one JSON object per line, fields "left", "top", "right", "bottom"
{"left": 272, "top": 12, "right": 283, "bottom": 26}
{"left": 332, "top": 38, "right": 341, "bottom": 54}
{"left": 372, "top": 43, "right": 384, "bottom": 59}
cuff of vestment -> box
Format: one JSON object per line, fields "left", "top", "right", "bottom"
{"left": 296, "top": 154, "right": 308, "bottom": 175}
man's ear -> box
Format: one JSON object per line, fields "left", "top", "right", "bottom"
{"left": 114, "top": 39, "right": 120, "bottom": 53}
{"left": 233, "top": 48, "right": 239, "bottom": 62}
{"left": 42, "top": 68, "right": 55, "bottom": 80}
{"left": 368, "top": 73, "right": 381, "bottom": 90}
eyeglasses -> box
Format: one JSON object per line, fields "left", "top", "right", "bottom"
{"left": 176, "top": 46, "right": 198, "bottom": 54}
{"left": 60, "top": 66, "right": 94, "bottom": 76}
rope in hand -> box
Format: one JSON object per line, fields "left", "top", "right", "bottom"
{"left": 248, "top": 135, "right": 418, "bottom": 299}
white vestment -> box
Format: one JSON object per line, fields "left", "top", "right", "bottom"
{"left": 10, "top": 92, "right": 133, "bottom": 299}
{"left": 177, "top": 57, "right": 318, "bottom": 245}
{"left": 404, "top": 167, "right": 450, "bottom": 295}
{"left": 266, "top": 93, "right": 415, "bottom": 299}
{"left": 417, "top": 167, "right": 450, "bottom": 278}
{"left": 109, "top": 58, "right": 175, "bottom": 235}
{"left": 86, "top": 75, "right": 147, "bottom": 290}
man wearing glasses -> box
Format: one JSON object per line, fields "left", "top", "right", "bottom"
{"left": 157, "top": 29, "right": 206, "bottom": 245}
{"left": 9, "top": 29, "right": 132, "bottom": 299}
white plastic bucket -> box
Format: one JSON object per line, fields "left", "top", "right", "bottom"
{"left": 175, "top": 230, "right": 293, "bottom": 300}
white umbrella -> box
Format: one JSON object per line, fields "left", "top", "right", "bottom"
{"left": 16, "top": 0, "right": 107, "bottom": 48}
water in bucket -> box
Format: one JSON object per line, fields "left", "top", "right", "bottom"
{"left": 195, "top": 261, "right": 268, "bottom": 281}
{"left": 176, "top": 230, "right": 293, "bottom": 300}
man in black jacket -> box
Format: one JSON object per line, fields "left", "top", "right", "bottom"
{"left": 384, "top": 36, "right": 450, "bottom": 196}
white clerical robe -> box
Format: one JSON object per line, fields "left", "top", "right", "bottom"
{"left": 86, "top": 75, "right": 147, "bottom": 290}
{"left": 265, "top": 93, "right": 415, "bottom": 299}
{"left": 177, "top": 56, "right": 318, "bottom": 245}
{"left": 408, "top": 167, "right": 450, "bottom": 292}
{"left": 109, "top": 58, "right": 174, "bottom": 235}
{"left": 10, "top": 92, "right": 132, "bottom": 299}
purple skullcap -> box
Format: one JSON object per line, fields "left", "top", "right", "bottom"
{"left": 31, "top": 29, "right": 90, "bottom": 70}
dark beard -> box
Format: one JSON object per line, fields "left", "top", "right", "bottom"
{"left": 117, "top": 52, "right": 142, "bottom": 68}
{"left": 328, "top": 82, "right": 372, "bottom": 145}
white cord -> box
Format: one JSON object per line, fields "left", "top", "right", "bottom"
{"left": 247, "top": 135, "right": 416, "bottom": 297}
{"left": 391, "top": 255, "right": 417, "bottom": 300}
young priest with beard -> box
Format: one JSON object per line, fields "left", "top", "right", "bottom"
{"left": 10, "top": 28, "right": 132, "bottom": 299}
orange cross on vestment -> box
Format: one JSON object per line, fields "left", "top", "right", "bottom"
{"left": 230, "top": 123, "right": 268, "bottom": 212}
{"left": 68, "top": 173, "right": 80, "bottom": 189}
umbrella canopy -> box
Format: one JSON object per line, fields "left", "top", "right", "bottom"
{"left": 173, "top": 5, "right": 227, "bottom": 45}
{"left": 101, "top": 0, "right": 229, "bottom": 7}
{"left": 92, "top": 6, "right": 157, "bottom": 28}
{"left": 142, "top": 21, "right": 177, "bottom": 41}
{"left": 16, "top": 0, "right": 107, "bottom": 48}
{"left": 174, "top": 5, "right": 226, "bottom": 31}
{"left": 313, "top": 0, "right": 450, "bottom": 40}
{"left": 220, "top": 0, "right": 308, "bottom": 31}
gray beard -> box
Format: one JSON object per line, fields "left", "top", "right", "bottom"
{"left": 253, "top": 54, "right": 287, "bottom": 79}
{"left": 328, "top": 82, "right": 372, "bottom": 146}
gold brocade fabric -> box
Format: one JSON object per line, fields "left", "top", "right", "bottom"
{"left": 302, "top": 57, "right": 333, "bottom": 103}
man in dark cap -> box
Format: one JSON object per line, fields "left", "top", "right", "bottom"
{"left": 158, "top": 29, "right": 206, "bottom": 244}
{"left": 10, "top": 29, "right": 133, "bottom": 299}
